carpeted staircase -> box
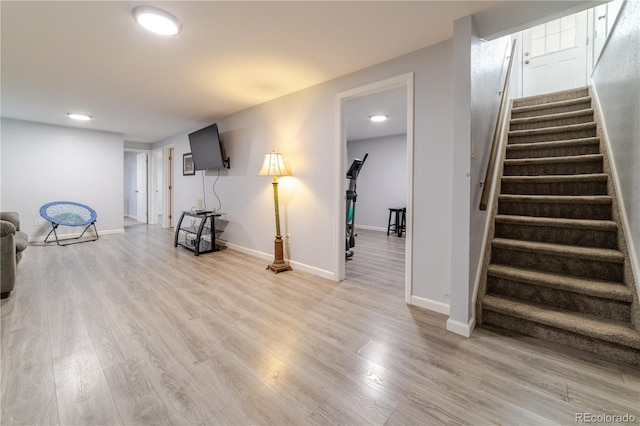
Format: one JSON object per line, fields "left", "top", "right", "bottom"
{"left": 478, "top": 87, "right": 640, "bottom": 366}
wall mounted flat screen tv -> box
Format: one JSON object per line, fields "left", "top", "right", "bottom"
{"left": 188, "top": 123, "right": 227, "bottom": 170}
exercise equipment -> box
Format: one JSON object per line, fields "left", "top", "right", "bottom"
{"left": 346, "top": 153, "right": 368, "bottom": 259}
{"left": 39, "top": 201, "right": 99, "bottom": 246}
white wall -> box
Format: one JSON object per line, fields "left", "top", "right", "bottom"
{"left": 592, "top": 0, "right": 640, "bottom": 289}
{"left": 347, "top": 134, "right": 407, "bottom": 231}
{"left": 0, "top": 118, "right": 124, "bottom": 237}
{"left": 154, "top": 40, "right": 456, "bottom": 305}
{"left": 449, "top": 16, "right": 474, "bottom": 334}
{"left": 469, "top": 34, "right": 511, "bottom": 283}
{"left": 449, "top": 14, "right": 512, "bottom": 335}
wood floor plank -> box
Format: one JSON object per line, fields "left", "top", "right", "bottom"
{"left": 566, "top": 378, "right": 640, "bottom": 418}
{"left": 0, "top": 325, "right": 59, "bottom": 425}
{"left": 0, "top": 256, "right": 49, "bottom": 335}
{"left": 204, "top": 386, "right": 308, "bottom": 426}
{"left": 53, "top": 348, "right": 122, "bottom": 425}
{"left": 2, "top": 224, "right": 639, "bottom": 425}
{"left": 186, "top": 353, "right": 264, "bottom": 408}
{"left": 45, "top": 281, "right": 94, "bottom": 359}
{"left": 306, "top": 400, "right": 371, "bottom": 426}
{"left": 103, "top": 297, "right": 221, "bottom": 424}
{"left": 102, "top": 359, "right": 185, "bottom": 425}
{"left": 73, "top": 289, "right": 147, "bottom": 370}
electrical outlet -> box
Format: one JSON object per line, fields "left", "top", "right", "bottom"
{"left": 285, "top": 233, "right": 291, "bottom": 244}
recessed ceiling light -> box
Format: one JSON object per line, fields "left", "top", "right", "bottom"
{"left": 67, "top": 113, "right": 92, "bottom": 121}
{"left": 370, "top": 114, "right": 388, "bottom": 122}
{"left": 132, "top": 5, "right": 182, "bottom": 36}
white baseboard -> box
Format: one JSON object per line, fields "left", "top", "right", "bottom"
{"left": 446, "top": 317, "right": 476, "bottom": 337}
{"left": 409, "top": 295, "right": 450, "bottom": 315}
{"left": 29, "top": 228, "right": 124, "bottom": 242}
{"left": 224, "top": 242, "right": 335, "bottom": 280}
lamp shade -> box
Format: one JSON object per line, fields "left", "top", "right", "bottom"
{"left": 258, "top": 152, "right": 291, "bottom": 177}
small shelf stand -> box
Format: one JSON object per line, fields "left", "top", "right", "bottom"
{"left": 174, "top": 211, "right": 223, "bottom": 256}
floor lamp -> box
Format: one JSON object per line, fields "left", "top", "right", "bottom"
{"left": 259, "top": 151, "right": 293, "bottom": 273}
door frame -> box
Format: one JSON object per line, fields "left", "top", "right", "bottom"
{"left": 163, "top": 145, "right": 175, "bottom": 228}
{"left": 334, "top": 73, "right": 414, "bottom": 303}
{"left": 135, "top": 152, "right": 149, "bottom": 223}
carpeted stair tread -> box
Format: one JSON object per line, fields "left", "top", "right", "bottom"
{"left": 491, "top": 238, "right": 624, "bottom": 263}
{"left": 506, "top": 137, "right": 600, "bottom": 157}
{"left": 511, "top": 96, "right": 592, "bottom": 114}
{"left": 501, "top": 173, "right": 607, "bottom": 183}
{"left": 498, "top": 194, "right": 612, "bottom": 204}
{"left": 512, "top": 87, "right": 589, "bottom": 108}
{"left": 510, "top": 108, "right": 594, "bottom": 126}
{"left": 509, "top": 122, "right": 596, "bottom": 138}
{"left": 482, "top": 295, "right": 640, "bottom": 350}
{"left": 480, "top": 86, "right": 640, "bottom": 365}
{"left": 494, "top": 214, "right": 617, "bottom": 231}
{"left": 504, "top": 154, "right": 603, "bottom": 166}
{"left": 487, "top": 264, "right": 633, "bottom": 302}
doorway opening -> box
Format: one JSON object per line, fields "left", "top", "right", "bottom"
{"left": 335, "top": 73, "right": 414, "bottom": 302}
{"left": 123, "top": 150, "right": 149, "bottom": 228}
{"left": 163, "top": 145, "right": 176, "bottom": 229}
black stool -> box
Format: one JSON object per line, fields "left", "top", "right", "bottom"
{"left": 387, "top": 207, "right": 406, "bottom": 237}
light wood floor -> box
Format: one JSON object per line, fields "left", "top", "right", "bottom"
{"left": 346, "top": 228, "right": 405, "bottom": 295}
{"left": 1, "top": 225, "right": 639, "bottom": 425}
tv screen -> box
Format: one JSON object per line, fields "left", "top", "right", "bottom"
{"left": 188, "top": 123, "right": 225, "bottom": 170}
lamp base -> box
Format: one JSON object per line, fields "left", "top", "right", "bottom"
{"left": 268, "top": 235, "right": 292, "bottom": 274}
{"left": 267, "top": 262, "right": 293, "bottom": 274}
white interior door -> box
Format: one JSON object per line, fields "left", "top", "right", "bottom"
{"left": 593, "top": 0, "right": 623, "bottom": 65}
{"left": 522, "top": 11, "right": 588, "bottom": 97}
{"left": 136, "top": 152, "right": 148, "bottom": 223}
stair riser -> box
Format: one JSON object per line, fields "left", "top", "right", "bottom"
{"left": 481, "top": 312, "right": 640, "bottom": 366}
{"left": 500, "top": 181, "right": 607, "bottom": 196}
{"left": 511, "top": 101, "right": 592, "bottom": 119}
{"left": 509, "top": 128, "right": 597, "bottom": 144}
{"left": 486, "top": 279, "right": 631, "bottom": 322}
{"left": 512, "top": 88, "right": 590, "bottom": 108}
{"left": 494, "top": 223, "right": 618, "bottom": 248}
{"left": 498, "top": 200, "right": 612, "bottom": 220}
{"left": 503, "top": 161, "right": 603, "bottom": 176}
{"left": 506, "top": 142, "right": 600, "bottom": 159}
{"left": 491, "top": 247, "right": 623, "bottom": 281}
{"left": 510, "top": 113, "right": 594, "bottom": 131}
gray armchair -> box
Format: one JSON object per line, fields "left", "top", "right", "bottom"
{"left": 1, "top": 212, "right": 28, "bottom": 299}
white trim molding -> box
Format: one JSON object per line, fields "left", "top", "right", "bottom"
{"left": 225, "top": 242, "right": 335, "bottom": 280}
{"left": 410, "top": 295, "right": 449, "bottom": 315}
{"left": 446, "top": 317, "right": 476, "bottom": 338}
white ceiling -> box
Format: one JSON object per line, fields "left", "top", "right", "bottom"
{"left": 1, "top": 1, "right": 503, "bottom": 143}
{"left": 346, "top": 87, "right": 407, "bottom": 141}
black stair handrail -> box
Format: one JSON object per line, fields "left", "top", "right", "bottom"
{"left": 480, "top": 39, "right": 517, "bottom": 211}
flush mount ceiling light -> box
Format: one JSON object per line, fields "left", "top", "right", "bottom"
{"left": 370, "top": 114, "right": 388, "bottom": 123}
{"left": 132, "top": 5, "right": 182, "bottom": 36}
{"left": 67, "top": 113, "right": 92, "bottom": 121}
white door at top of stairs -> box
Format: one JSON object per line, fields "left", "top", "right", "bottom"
{"left": 522, "top": 10, "right": 588, "bottom": 97}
